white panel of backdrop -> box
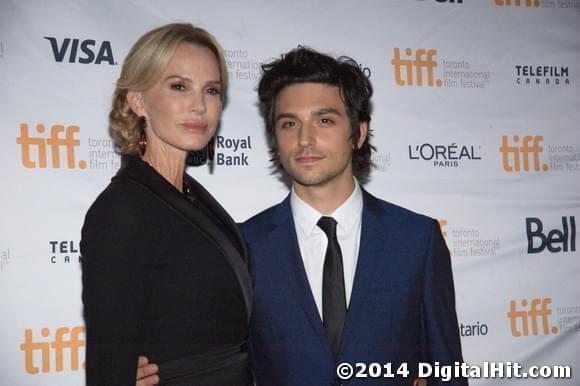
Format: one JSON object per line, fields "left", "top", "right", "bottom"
{"left": 1, "top": 0, "right": 579, "bottom": 384}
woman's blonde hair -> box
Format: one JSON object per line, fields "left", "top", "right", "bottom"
{"left": 109, "top": 23, "right": 228, "bottom": 154}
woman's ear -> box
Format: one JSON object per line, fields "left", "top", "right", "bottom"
{"left": 127, "top": 91, "right": 146, "bottom": 117}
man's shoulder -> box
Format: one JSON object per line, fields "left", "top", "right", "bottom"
{"left": 241, "top": 200, "right": 286, "bottom": 234}
{"left": 363, "top": 190, "right": 436, "bottom": 227}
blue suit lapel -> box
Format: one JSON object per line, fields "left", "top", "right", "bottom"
{"left": 340, "top": 191, "right": 392, "bottom": 354}
{"left": 269, "top": 196, "right": 330, "bottom": 351}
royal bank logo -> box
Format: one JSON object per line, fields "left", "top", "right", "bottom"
{"left": 1, "top": 248, "right": 10, "bottom": 272}
{"left": 516, "top": 65, "right": 570, "bottom": 86}
{"left": 16, "top": 123, "right": 87, "bottom": 169}
{"left": 408, "top": 142, "right": 482, "bottom": 167}
{"left": 49, "top": 240, "right": 81, "bottom": 264}
{"left": 20, "top": 326, "right": 85, "bottom": 374}
{"left": 215, "top": 135, "right": 252, "bottom": 166}
{"left": 499, "top": 135, "right": 549, "bottom": 172}
{"left": 508, "top": 298, "right": 559, "bottom": 337}
{"left": 526, "top": 216, "right": 576, "bottom": 253}
{"left": 44, "top": 37, "right": 116, "bottom": 65}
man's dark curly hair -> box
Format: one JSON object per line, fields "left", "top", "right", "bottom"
{"left": 257, "top": 47, "right": 375, "bottom": 182}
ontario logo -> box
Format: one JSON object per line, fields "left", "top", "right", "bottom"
{"left": 44, "top": 37, "right": 115, "bottom": 65}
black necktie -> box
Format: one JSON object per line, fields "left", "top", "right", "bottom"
{"left": 317, "top": 216, "right": 346, "bottom": 358}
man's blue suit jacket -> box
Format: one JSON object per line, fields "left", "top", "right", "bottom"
{"left": 242, "top": 190, "right": 467, "bottom": 386}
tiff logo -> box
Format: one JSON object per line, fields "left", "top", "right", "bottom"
{"left": 495, "top": 0, "right": 540, "bottom": 6}
{"left": 44, "top": 37, "right": 115, "bottom": 65}
{"left": 499, "top": 135, "right": 548, "bottom": 172}
{"left": 391, "top": 48, "right": 443, "bottom": 87}
{"left": 507, "top": 298, "right": 559, "bottom": 337}
{"left": 16, "top": 123, "right": 87, "bottom": 169}
{"left": 19, "top": 326, "right": 85, "bottom": 374}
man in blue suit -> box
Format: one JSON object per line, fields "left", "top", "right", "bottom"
{"left": 136, "top": 47, "right": 466, "bottom": 385}
{"left": 241, "top": 47, "right": 466, "bottom": 386}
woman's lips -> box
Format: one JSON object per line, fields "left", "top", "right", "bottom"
{"left": 181, "top": 121, "right": 208, "bottom": 132}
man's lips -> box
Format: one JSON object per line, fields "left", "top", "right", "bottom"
{"left": 295, "top": 155, "right": 323, "bottom": 164}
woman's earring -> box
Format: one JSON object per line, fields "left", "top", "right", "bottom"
{"left": 138, "top": 116, "right": 147, "bottom": 157}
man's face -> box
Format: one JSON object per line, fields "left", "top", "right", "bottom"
{"left": 274, "top": 82, "right": 367, "bottom": 191}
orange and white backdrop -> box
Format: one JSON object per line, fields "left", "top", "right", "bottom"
{"left": 1, "top": 0, "right": 579, "bottom": 385}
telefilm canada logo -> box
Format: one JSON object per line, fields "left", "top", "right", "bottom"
{"left": 515, "top": 65, "right": 570, "bottom": 86}
{"left": 44, "top": 37, "right": 116, "bottom": 65}
{"left": 49, "top": 240, "right": 81, "bottom": 264}
{"left": 408, "top": 142, "right": 482, "bottom": 167}
{"left": 391, "top": 48, "right": 491, "bottom": 89}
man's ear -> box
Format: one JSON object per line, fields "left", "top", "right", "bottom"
{"left": 127, "top": 91, "right": 146, "bottom": 117}
{"left": 356, "top": 121, "right": 369, "bottom": 149}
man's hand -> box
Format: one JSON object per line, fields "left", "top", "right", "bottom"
{"left": 136, "top": 356, "right": 159, "bottom": 386}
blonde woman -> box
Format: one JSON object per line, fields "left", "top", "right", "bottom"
{"left": 81, "top": 23, "right": 253, "bottom": 385}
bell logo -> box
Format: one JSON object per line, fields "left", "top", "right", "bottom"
{"left": 499, "top": 135, "right": 548, "bottom": 172}
{"left": 19, "top": 326, "right": 85, "bottom": 374}
{"left": 44, "top": 37, "right": 115, "bottom": 65}
{"left": 391, "top": 48, "right": 443, "bottom": 87}
{"left": 526, "top": 216, "right": 576, "bottom": 253}
{"left": 495, "top": 0, "right": 541, "bottom": 7}
{"left": 507, "top": 298, "right": 559, "bottom": 337}
{"left": 16, "top": 123, "right": 87, "bottom": 169}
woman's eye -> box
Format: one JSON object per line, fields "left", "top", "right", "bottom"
{"left": 170, "top": 83, "right": 186, "bottom": 91}
{"left": 206, "top": 87, "right": 221, "bottom": 95}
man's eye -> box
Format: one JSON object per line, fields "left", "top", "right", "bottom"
{"left": 281, "top": 121, "right": 296, "bottom": 128}
{"left": 320, "top": 118, "right": 334, "bottom": 125}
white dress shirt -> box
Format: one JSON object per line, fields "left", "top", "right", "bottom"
{"left": 290, "top": 179, "right": 363, "bottom": 319}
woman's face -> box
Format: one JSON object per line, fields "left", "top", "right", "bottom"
{"left": 130, "top": 43, "right": 223, "bottom": 158}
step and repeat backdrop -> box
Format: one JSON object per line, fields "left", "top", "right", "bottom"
{"left": 1, "top": 0, "right": 579, "bottom": 384}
